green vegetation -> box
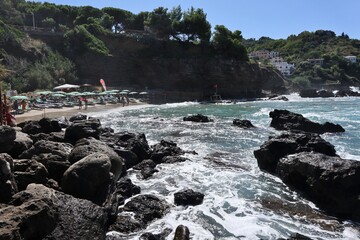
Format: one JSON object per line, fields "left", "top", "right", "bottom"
{"left": 245, "top": 30, "right": 360, "bottom": 87}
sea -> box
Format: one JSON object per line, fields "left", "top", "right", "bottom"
{"left": 95, "top": 93, "right": 360, "bottom": 240}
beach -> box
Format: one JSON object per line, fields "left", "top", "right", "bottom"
{"left": 15, "top": 101, "right": 147, "bottom": 123}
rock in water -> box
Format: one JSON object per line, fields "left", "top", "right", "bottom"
{"left": 269, "top": 109, "right": 345, "bottom": 134}
{"left": 174, "top": 189, "right": 204, "bottom": 206}
{"left": 183, "top": 114, "right": 213, "bottom": 123}
{"left": 173, "top": 225, "right": 190, "bottom": 240}
{"left": 233, "top": 119, "right": 255, "bottom": 128}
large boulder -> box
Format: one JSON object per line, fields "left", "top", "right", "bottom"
{"left": 20, "top": 118, "right": 62, "bottom": 135}
{"left": 269, "top": 109, "right": 345, "bottom": 134}
{"left": 254, "top": 132, "right": 336, "bottom": 173}
{"left": 174, "top": 225, "right": 190, "bottom": 240}
{"left": 30, "top": 132, "right": 65, "bottom": 143}
{"left": 19, "top": 140, "right": 73, "bottom": 162}
{"left": 174, "top": 189, "right": 204, "bottom": 206}
{"left": 299, "top": 89, "right": 318, "bottom": 98}
{"left": 0, "top": 154, "right": 17, "bottom": 203}
{"left": 69, "top": 137, "right": 124, "bottom": 180}
{"left": 64, "top": 118, "right": 101, "bottom": 143}
{"left": 13, "top": 159, "right": 48, "bottom": 191}
{"left": 7, "top": 183, "right": 107, "bottom": 240}
{"left": 0, "top": 126, "right": 16, "bottom": 153}
{"left": 61, "top": 153, "right": 112, "bottom": 205}
{"left": 109, "top": 194, "right": 169, "bottom": 233}
{"left": 317, "top": 89, "right": 335, "bottom": 98}
{"left": 8, "top": 131, "right": 33, "bottom": 158}
{"left": 150, "top": 140, "right": 185, "bottom": 163}
{"left": 69, "top": 113, "right": 87, "bottom": 122}
{"left": 276, "top": 152, "right": 360, "bottom": 221}
{"left": 183, "top": 114, "right": 213, "bottom": 123}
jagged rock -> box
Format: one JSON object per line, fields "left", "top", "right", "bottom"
{"left": 183, "top": 114, "right": 213, "bottom": 122}
{"left": 0, "top": 126, "right": 16, "bottom": 153}
{"left": 0, "top": 154, "right": 17, "bottom": 203}
{"left": 254, "top": 132, "right": 336, "bottom": 173}
{"left": 162, "top": 156, "right": 188, "bottom": 164}
{"left": 276, "top": 152, "right": 360, "bottom": 221}
{"left": 269, "top": 109, "right": 345, "bottom": 134}
{"left": 268, "top": 95, "right": 289, "bottom": 101}
{"left": 299, "top": 89, "right": 318, "bottom": 98}
{"left": 30, "top": 132, "right": 65, "bottom": 143}
{"left": 233, "top": 119, "right": 255, "bottom": 128}
{"left": 174, "top": 189, "right": 204, "bottom": 206}
{"left": 61, "top": 153, "right": 112, "bottom": 205}
{"left": 69, "top": 113, "right": 87, "bottom": 122}
{"left": 113, "top": 148, "right": 140, "bottom": 169}
{"left": 287, "top": 232, "right": 312, "bottom": 240}
{"left": 32, "top": 153, "right": 71, "bottom": 183}
{"left": 68, "top": 137, "right": 124, "bottom": 180}
{"left": 108, "top": 215, "right": 143, "bottom": 234}
{"left": 8, "top": 183, "right": 107, "bottom": 240}
{"left": 8, "top": 131, "right": 33, "bottom": 158}
{"left": 114, "top": 178, "right": 141, "bottom": 205}
{"left": 335, "top": 89, "right": 360, "bottom": 97}
{"left": 20, "top": 118, "right": 62, "bottom": 135}
{"left": 173, "top": 225, "right": 190, "bottom": 240}
{"left": 101, "top": 131, "right": 150, "bottom": 161}
{"left": 133, "top": 159, "right": 158, "bottom": 179}
{"left": 19, "top": 140, "right": 72, "bottom": 161}
{"left": 317, "top": 89, "right": 334, "bottom": 98}
{"left": 140, "top": 228, "right": 172, "bottom": 240}
{"left": 150, "top": 140, "right": 185, "bottom": 163}
{"left": 64, "top": 118, "right": 101, "bottom": 143}
{"left": 13, "top": 159, "right": 48, "bottom": 191}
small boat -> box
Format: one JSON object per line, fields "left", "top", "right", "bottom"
{"left": 210, "top": 93, "right": 222, "bottom": 103}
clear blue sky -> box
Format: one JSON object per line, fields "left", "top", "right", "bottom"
{"left": 36, "top": 0, "right": 360, "bottom": 40}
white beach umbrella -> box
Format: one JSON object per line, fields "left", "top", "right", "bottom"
{"left": 53, "top": 84, "right": 80, "bottom": 90}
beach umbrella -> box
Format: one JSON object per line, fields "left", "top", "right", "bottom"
{"left": 53, "top": 84, "right": 80, "bottom": 90}
{"left": 53, "top": 91, "right": 66, "bottom": 94}
{"left": 120, "top": 91, "right": 128, "bottom": 94}
{"left": 121, "top": 89, "right": 130, "bottom": 92}
{"left": 51, "top": 93, "right": 66, "bottom": 98}
{"left": 110, "top": 89, "right": 120, "bottom": 93}
{"left": 10, "top": 95, "right": 29, "bottom": 100}
{"left": 67, "top": 91, "right": 81, "bottom": 96}
{"left": 35, "top": 91, "right": 52, "bottom": 95}
{"left": 98, "top": 92, "right": 108, "bottom": 96}
{"left": 129, "top": 92, "right": 138, "bottom": 95}
{"left": 81, "top": 92, "right": 94, "bottom": 96}
{"left": 139, "top": 92, "right": 148, "bottom": 95}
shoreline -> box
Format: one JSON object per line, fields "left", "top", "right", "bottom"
{"left": 15, "top": 102, "right": 149, "bottom": 123}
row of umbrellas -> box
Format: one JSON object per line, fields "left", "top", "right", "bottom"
{"left": 9, "top": 90, "right": 148, "bottom": 100}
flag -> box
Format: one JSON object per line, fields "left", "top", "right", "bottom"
{"left": 100, "top": 79, "right": 107, "bottom": 91}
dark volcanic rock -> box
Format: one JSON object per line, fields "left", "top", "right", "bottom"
{"left": 32, "top": 153, "right": 71, "bottom": 183}
{"left": 174, "top": 225, "right": 190, "bottom": 240}
{"left": 254, "top": 132, "right": 336, "bottom": 173}
{"left": 110, "top": 194, "right": 169, "bottom": 233}
{"left": 133, "top": 159, "right": 158, "bottom": 179}
{"left": 21, "top": 118, "right": 62, "bottom": 135}
{"left": 183, "top": 114, "right": 213, "bottom": 122}
{"left": 268, "top": 95, "right": 289, "bottom": 101}
{"left": 0, "top": 126, "right": 16, "bottom": 153}
{"left": 233, "top": 119, "right": 255, "bottom": 128}
{"left": 276, "top": 152, "right": 360, "bottom": 221}
{"left": 61, "top": 153, "right": 112, "bottom": 205}
{"left": 335, "top": 89, "right": 360, "bottom": 97}
{"left": 115, "top": 178, "right": 141, "bottom": 202}
{"left": 69, "top": 113, "right": 87, "bottom": 122}
{"left": 150, "top": 140, "right": 185, "bottom": 164}
{"left": 9, "top": 183, "right": 107, "bottom": 240}
{"left": 64, "top": 118, "right": 101, "bottom": 143}
{"left": 299, "top": 89, "right": 318, "bottom": 98}
{"left": 30, "top": 132, "right": 65, "bottom": 143}
{"left": 174, "top": 189, "right": 204, "bottom": 206}
{"left": 19, "top": 140, "right": 72, "bottom": 161}
{"left": 140, "top": 228, "right": 172, "bottom": 240}
{"left": 13, "top": 159, "right": 48, "bottom": 191}
{"left": 317, "top": 89, "right": 335, "bottom": 98}
{"left": 0, "top": 154, "right": 17, "bottom": 203}
{"left": 69, "top": 137, "right": 124, "bottom": 180}
{"left": 8, "top": 131, "right": 33, "bottom": 158}
{"left": 269, "top": 109, "right": 345, "bottom": 134}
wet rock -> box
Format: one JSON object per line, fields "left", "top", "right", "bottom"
{"left": 108, "top": 215, "right": 143, "bottom": 233}
{"left": 113, "top": 148, "right": 140, "bottom": 169}
{"left": 32, "top": 153, "right": 71, "bottom": 183}
{"left": 8, "top": 131, "right": 33, "bottom": 158}
{"left": 20, "top": 118, "right": 62, "bottom": 135}
{"left": 61, "top": 153, "right": 112, "bottom": 205}
{"left": 335, "top": 89, "right": 360, "bottom": 97}
{"left": 0, "top": 125, "right": 16, "bottom": 153}
{"left": 233, "top": 119, "right": 255, "bottom": 128}
{"left": 133, "top": 159, "right": 158, "bottom": 179}
{"left": 183, "top": 114, "right": 213, "bottom": 122}
{"left": 64, "top": 118, "right": 101, "bottom": 143}
{"left": 269, "top": 109, "right": 345, "bottom": 134}
{"left": 0, "top": 154, "right": 17, "bottom": 203}
{"left": 140, "top": 228, "right": 172, "bottom": 240}
{"left": 254, "top": 132, "right": 336, "bottom": 173}
{"left": 287, "top": 233, "right": 312, "bottom": 240}
{"left": 174, "top": 189, "right": 204, "bottom": 206}
{"left": 69, "top": 137, "right": 124, "bottom": 180}
{"left": 162, "top": 156, "right": 188, "bottom": 164}
{"left": 173, "top": 225, "right": 190, "bottom": 240}
{"left": 114, "top": 132, "right": 150, "bottom": 161}
{"left": 299, "top": 89, "right": 318, "bottom": 98}
{"left": 69, "top": 113, "right": 87, "bottom": 122}
{"left": 19, "top": 140, "right": 72, "bottom": 162}
{"left": 150, "top": 140, "right": 185, "bottom": 163}
{"left": 13, "top": 159, "right": 48, "bottom": 191}
{"left": 276, "top": 152, "right": 360, "bottom": 221}
{"left": 114, "top": 178, "right": 141, "bottom": 203}
{"left": 268, "top": 95, "right": 289, "bottom": 101}
{"left": 9, "top": 183, "right": 107, "bottom": 240}
{"left": 317, "top": 90, "right": 334, "bottom": 98}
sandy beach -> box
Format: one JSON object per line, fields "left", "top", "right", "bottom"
{"left": 15, "top": 102, "right": 148, "bottom": 123}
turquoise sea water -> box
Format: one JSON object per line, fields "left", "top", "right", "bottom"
{"left": 97, "top": 94, "right": 360, "bottom": 240}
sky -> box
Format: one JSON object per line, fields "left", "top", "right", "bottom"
{"left": 36, "top": 0, "right": 360, "bottom": 40}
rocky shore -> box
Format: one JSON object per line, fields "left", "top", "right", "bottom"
{"left": 0, "top": 109, "right": 358, "bottom": 239}
{"left": 0, "top": 114, "right": 200, "bottom": 240}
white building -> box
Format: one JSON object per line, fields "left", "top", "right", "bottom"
{"left": 344, "top": 56, "right": 357, "bottom": 63}
{"left": 249, "top": 50, "right": 280, "bottom": 59}
{"left": 271, "top": 61, "right": 295, "bottom": 76}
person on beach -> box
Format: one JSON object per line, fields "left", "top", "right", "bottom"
{"left": 21, "top": 99, "right": 26, "bottom": 111}
{"left": 13, "top": 100, "right": 19, "bottom": 115}
{"left": 84, "top": 97, "right": 88, "bottom": 110}
{"left": 78, "top": 98, "right": 82, "bottom": 109}
{"left": 121, "top": 96, "right": 125, "bottom": 107}
{"left": 125, "top": 95, "right": 130, "bottom": 106}
{"left": 6, "top": 105, "right": 16, "bottom": 126}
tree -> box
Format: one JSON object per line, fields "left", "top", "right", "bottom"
{"left": 144, "top": 7, "right": 171, "bottom": 39}
{"left": 128, "top": 11, "right": 149, "bottom": 30}
{"left": 179, "top": 7, "right": 211, "bottom": 43}
{"left": 102, "top": 7, "right": 133, "bottom": 33}
{"left": 73, "top": 6, "right": 103, "bottom": 26}
{"left": 212, "top": 25, "right": 248, "bottom": 60}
